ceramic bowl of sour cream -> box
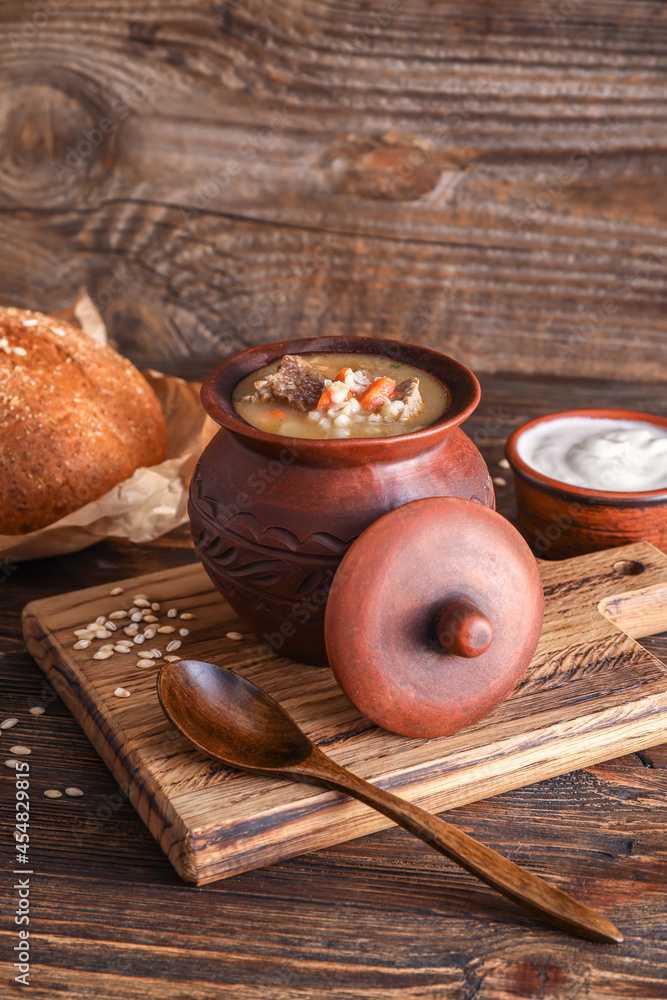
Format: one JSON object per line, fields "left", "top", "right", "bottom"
{"left": 505, "top": 409, "right": 667, "bottom": 558}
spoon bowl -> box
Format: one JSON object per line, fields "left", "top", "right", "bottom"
{"left": 158, "top": 659, "right": 313, "bottom": 771}
{"left": 157, "top": 659, "right": 622, "bottom": 944}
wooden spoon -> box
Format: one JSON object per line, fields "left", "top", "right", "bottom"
{"left": 157, "top": 659, "right": 622, "bottom": 943}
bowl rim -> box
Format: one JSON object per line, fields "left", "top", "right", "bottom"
{"left": 505, "top": 408, "right": 667, "bottom": 504}
{"left": 200, "top": 335, "right": 481, "bottom": 453}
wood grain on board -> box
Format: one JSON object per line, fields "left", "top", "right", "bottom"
{"left": 22, "top": 541, "right": 667, "bottom": 885}
{"left": 1, "top": 1, "right": 667, "bottom": 378}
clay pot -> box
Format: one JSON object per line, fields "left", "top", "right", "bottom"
{"left": 506, "top": 409, "right": 667, "bottom": 559}
{"left": 189, "top": 336, "right": 494, "bottom": 665}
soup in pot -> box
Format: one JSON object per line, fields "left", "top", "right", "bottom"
{"left": 232, "top": 352, "right": 450, "bottom": 439}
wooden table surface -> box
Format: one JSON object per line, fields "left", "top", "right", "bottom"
{"left": 3, "top": 0, "right": 667, "bottom": 385}
{"left": 2, "top": 367, "right": 667, "bottom": 999}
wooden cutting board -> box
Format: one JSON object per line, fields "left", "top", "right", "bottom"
{"left": 22, "top": 541, "right": 667, "bottom": 886}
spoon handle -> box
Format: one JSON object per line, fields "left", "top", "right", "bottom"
{"left": 297, "top": 749, "right": 622, "bottom": 943}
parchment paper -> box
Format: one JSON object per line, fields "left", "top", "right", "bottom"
{"left": 0, "top": 291, "right": 218, "bottom": 561}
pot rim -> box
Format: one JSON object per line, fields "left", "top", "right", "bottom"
{"left": 505, "top": 408, "right": 667, "bottom": 505}
{"left": 200, "top": 336, "right": 481, "bottom": 456}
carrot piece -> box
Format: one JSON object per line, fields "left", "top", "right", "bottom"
{"left": 268, "top": 407, "right": 287, "bottom": 420}
{"left": 359, "top": 376, "right": 396, "bottom": 411}
{"left": 335, "top": 366, "right": 350, "bottom": 383}
{"left": 318, "top": 382, "right": 352, "bottom": 410}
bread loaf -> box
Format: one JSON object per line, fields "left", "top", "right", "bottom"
{"left": 0, "top": 306, "right": 168, "bottom": 534}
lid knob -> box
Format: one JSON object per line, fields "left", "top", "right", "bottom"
{"left": 435, "top": 596, "right": 493, "bottom": 658}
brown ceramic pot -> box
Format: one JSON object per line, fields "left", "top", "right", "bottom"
{"left": 189, "top": 336, "right": 494, "bottom": 665}
{"left": 506, "top": 408, "right": 667, "bottom": 559}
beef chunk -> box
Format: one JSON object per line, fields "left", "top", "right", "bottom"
{"left": 394, "top": 377, "right": 423, "bottom": 418}
{"left": 243, "top": 355, "right": 326, "bottom": 412}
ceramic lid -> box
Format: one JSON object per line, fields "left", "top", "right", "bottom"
{"left": 324, "top": 497, "right": 544, "bottom": 738}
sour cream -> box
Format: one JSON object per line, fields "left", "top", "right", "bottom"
{"left": 517, "top": 416, "right": 667, "bottom": 492}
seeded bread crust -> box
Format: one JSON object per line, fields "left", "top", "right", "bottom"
{"left": 0, "top": 306, "right": 168, "bottom": 534}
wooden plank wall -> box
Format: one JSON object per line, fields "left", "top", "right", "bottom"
{"left": 1, "top": 0, "right": 666, "bottom": 379}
